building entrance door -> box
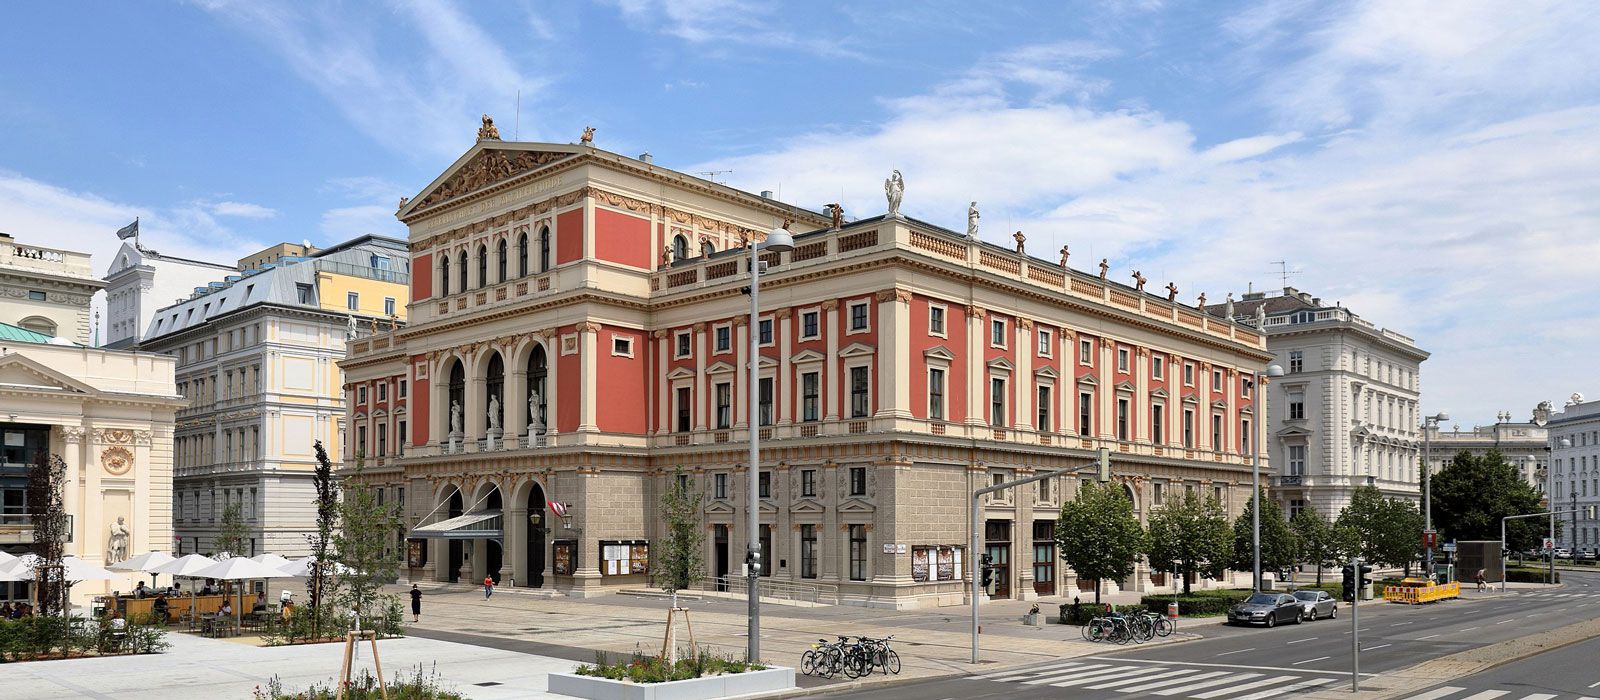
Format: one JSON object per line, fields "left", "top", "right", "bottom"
{"left": 714, "top": 525, "right": 730, "bottom": 591}
{"left": 527, "top": 483, "right": 546, "bottom": 588}
{"left": 985, "top": 519, "right": 1011, "bottom": 599}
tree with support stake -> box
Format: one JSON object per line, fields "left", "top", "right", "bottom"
{"left": 657, "top": 467, "right": 704, "bottom": 663}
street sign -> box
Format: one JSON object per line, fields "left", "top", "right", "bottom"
{"left": 1442, "top": 542, "right": 1457, "bottom": 553}
{"left": 1423, "top": 530, "right": 1437, "bottom": 548}
{"left": 1543, "top": 537, "right": 1555, "bottom": 550}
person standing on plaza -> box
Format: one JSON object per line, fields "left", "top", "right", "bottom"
{"left": 483, "top": 576, "right": 494, "bottom": 600}
{"left": 410, "top": 584, "right": 423, "bottom": 622}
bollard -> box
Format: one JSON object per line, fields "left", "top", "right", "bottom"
{"left": 1167, "top": 601, "right": 1179, "bottom": 619}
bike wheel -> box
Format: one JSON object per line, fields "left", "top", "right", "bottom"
{"left": 801, "top": 650, "right": 816, "bottom": 676}
{"left": 820, "top": 649, "right": 841, "bottom": 679}
{"left": 1156, "top": 618, "right": 1175, "bottom": 637}
{"left": 842, "top": 651, "right": 863, "bottom": 679}
{"left": 886, "top": 650, "right": 901, "bottom": 675}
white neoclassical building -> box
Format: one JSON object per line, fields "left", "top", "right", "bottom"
{"left": 1547, "top": 395, "right": 1600, "bottom": 552}
{"left": 1215, "top": 287, "right": 1429, "bottom": 520}
{"left": 1423, "top": 412, "right": 1547, "bottom": 495}
{"left": 0, "top": 232, "right": 105, "bottom": 344}
{"left": 102, "top": 239, "right": 236, "bottom": 350}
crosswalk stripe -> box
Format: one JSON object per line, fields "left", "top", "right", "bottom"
{"left": 1012, "top": 663, "right": 1113, "bottom": 685}
{"left": 1147, "top": 671, "right": 1261, "bottom": 695}
{"left": 1112, "top": 669, "right": 1231, "bottom": 694}
{"left": 975, "top": 660, "right": 1087, "bottom": 680}
{"left": 1232, "top": 676, "right": 1335, "bottom": 700}
{"left": 1456, "top": 691, "right": 1509, "bottom": 700}
{"left": 1084, "top": 667, "right": 1199, "bottom": 690}
{"left": 1191, "top": 675, "right": 1300, "bottom": 699}
{"left": 1512, "top": 694, "right": 1556, "bottom": 700}
{"left": 1041, "top": 665, "right": 1155, "bottom": 687}
{"left": 1401, "top": 688, "right": 1466, "bottom": 700}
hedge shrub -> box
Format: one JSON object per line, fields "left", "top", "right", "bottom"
{"left": 1138, "top": 590, "right": 1251, "bottom": 617}
{"left": 1505, "top": 568, "right": 1559, "bottom": 584}
{"left": 1057, "top": 602, "right": 1145, "bottom": 625}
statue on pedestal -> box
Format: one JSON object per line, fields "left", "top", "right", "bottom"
{"left": 528, "top": 390, "right": 545, "bottom": 433}
{"left": 967, "top": 202, "right": 980, "bottom": 238}
{"left": 477, "top": 114, "right": 501, "bottom": 140}
{"left": 1132, "top": 270, "right": 1147, "bottom": 291}
{"left": 826, "top": 203, "right": 844, "bottom": 231}
{"left": 106, "top": 516, "right": 129, "bottom": 564}
{"left": 1166, "top": 282, "right": 1179, "bottom": 302}
{"left": 450, "top": 400, "right": 463, "bottom": 435}
{"left": 884, "top": 170, "right": 904, "bottom": 218}
{"left": 1225, "top": 293, "right": 1235, "bottom": 320}
{"left": 1098, "top": 258, "right": 1109, "bottom": 280}
{"left": 1013, "top": 230, "right": 1026, "bottom": 254}
{"left": 1059, "top": 244, "right": 1070, "bottom": 268}
{"left": 488, "top": 394, "right": 501, "bottom": 432}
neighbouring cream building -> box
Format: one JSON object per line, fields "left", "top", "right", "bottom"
{"left": 1548, "top": 395, "right": 1600, "bottom": 552}
{"left": 102, "top": 239, "right": 236, "bottom": 350}
{"left": 340, "top": 121, "right": 1274, "bottom": 609}
{"left": 1423, "top": 412, "right": 1547, "bottom": 495}
{"left": 1217, "top": 288, "right": 1429, "bottom": 520}
{"left": 139, "top": 236, "right": 409, "bottom": 557}
{"left": 0, "top": 231, "right": 105, "bottom": 344}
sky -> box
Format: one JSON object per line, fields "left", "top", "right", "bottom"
{"left": 2, "top": 0, "right": 1597, "bottom": 428}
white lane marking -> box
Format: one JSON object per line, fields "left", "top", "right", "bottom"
{"left": 1027, "top": 665, "right": 1132, "bottom": 686}
{"left": 1232, "top": 676, "right": 1335, "bottom": 700}
{"left": 1514, "top": 694, "right": 1556, "bottom": 700}
{"left": 1084, "top": 668, "right": 1199, "bottom": 690}
{"left": 1495, "top": 618, "right": 1514, "bottom": 624}
{"left": 1292, "top": 656, "right": 1331, "bottom": 665}
{"left": 1399, "top": 687, "right": 1465, "bottom": 700}
{"left": 1391, "top": 621, "right": 1415, "bottom": 626}
{"left": 1418, "top": 633, "right": 1442, "bottom": 640}
{"left": 1148, "top": 672, "right": 1262, "bottom": 695}
{"left": 975, "top": 660, "right": 1088, "bottom": 680}
{"left": 1462, "top": 626, "right": 1482, "bottom": 632}
{"left": 1591, "top": 679, "right": 1600, "bottom": 687}
{"left": 1044, "top": 666, "right": 1158, "bottom": 687}
{"left": 1109, "top": 670, "right": 1227, "bottom": 694}
{"left": 1011, "top": 663, "right": 1111, "bottom": 685}
{"left": 1191, "top": 676, "right": 1301, "bottom": 699}
{"left": 1084, "top": 656, "right": 1376, "bottom": 676}
{"left": 1216, "top": 647, "right": 1258, "bottom": 656}
{"left": 1456, "top": 691, "right": 1510, "bottom": 700}
{"left": 1286, "top": 637, "right": 1318, "bottom": 644}
{"left": 1362, "top": 643, "right": 1393, "bottom": 651}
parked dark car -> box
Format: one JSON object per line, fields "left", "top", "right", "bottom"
{"left": 1227, "top": 593, "right": 1304, "bottom": 627}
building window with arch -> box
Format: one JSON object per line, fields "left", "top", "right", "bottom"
{"left": 439, "top": 256, "right": 450, "bottom": 295}
{"left": 456, "top": 251, "right": 468, "bottom": 294}
{"left": 496, "top": 238, "right": 508, "bottom": 283}
{"left": 517, "top": 231, "right": 528, "bottom": 277}
{"left": 671, "top": 234, "right": 688, "bottom": 263}
{"left": 476, "top": 244, "right": 488, "bottom": 289}
{"left": 539, "top": 226, "right": 551, "bottom": 272}
{"left": 528, "top": 345, "right": 548, "bottom": 430}
{"left": 486, "top": 353, "right": 505, "bottom": 431}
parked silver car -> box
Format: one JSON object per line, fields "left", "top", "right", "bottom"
{"left": 1227, "top": 593, "right": 1304, "bottom": 627}
{"left": 1292, "top": 589, "right": 1337, "bottom": 620}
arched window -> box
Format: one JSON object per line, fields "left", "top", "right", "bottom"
{"left": 538, "top": 226, "right": 551, "bottom": 272}
{"left": 447, "top": 359, "right": 466, "bottom": 434}
{"left": 456, "top": 251, "right": 468, "bottom": 294}
{"left": 486, "top": 353, "right": 504, "bottom": 431}
{"left": 528, "top": 345, "right": 548, "bottom": 431}
{"left": 496, "top": 239, "right": 508, "bottom": 283}
{"left": 439, "top": 255, "right": 450, "bottom": 295}
{"left": 671, "top": 234, "right": 689, "bottom": 262}
{"left": 517, "top": 232, "right": 528, "bottom": 277}
{"left": 476, "top": 244, "right": 488, "bottom": 289}
{"left": 18, "top": 316, "right": 56, "bottom": 337}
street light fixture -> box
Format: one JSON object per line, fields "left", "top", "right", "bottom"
{"left": 1421, "top": 411, "right": 1449, "bottom": 580}
{"left": 1532, "top": 401, "right": 1555, "bottom": 583}
{"left": 1252, "top": 363, "right": 1284, "bottom": 592}
{"left": 744, "top": 223, "right": 793, "bottom": 663}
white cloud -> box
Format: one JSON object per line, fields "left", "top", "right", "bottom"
{"left": 209, "top": 201, "right": 278, "bottom": 219}
{"left": 604, "top": 0, "right": 863, "bottom": 59}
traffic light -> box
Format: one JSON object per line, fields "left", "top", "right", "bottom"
{"left": 1097, "top": 447, "right": 1112, "bottom": 483}
{"left": 980, "top": 553, "right": 994, "bottom": 590}
{"left": 1341, "top": 564, "right": 1356, "bottom": 602}
{"left": 746, "top": 549, "right": 762, "bottom": 575}
{"left": 1358, "top": 564, "right": 1373, "bottom": 589}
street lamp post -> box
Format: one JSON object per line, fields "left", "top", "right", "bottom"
{"left": 1532, "top": 402, "right": 1555, "bottom": 583}
{"left": 1252, "top": 363, "right": 1285, "bottom": 592}
{"left": 744, "top": 223, "right": 794, "bottom": 664}
{"left": 1421, "top": 412, "right": 1450, "bottom": 580}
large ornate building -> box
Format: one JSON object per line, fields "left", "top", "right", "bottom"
{"left": 140, "top": 236, "right": 409, "bottom": 557}
{"left": 342, "top": 123, "right": 1272, "bottom": 608}
{"left": 1423, "top": 412, "right": 1547, "bottom": 494}
{"left": 102, "top": 237, "right": 236, "bottom": 350}
{"left": 1216, "top": 288, "right": 1429, "bottom": 521}
{"left": 1547, "top": 395, "right": 1600, "bottom": 552}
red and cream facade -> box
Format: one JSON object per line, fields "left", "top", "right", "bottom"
{"left": 340, "top": 136, "right": 1274, "bottom": 608}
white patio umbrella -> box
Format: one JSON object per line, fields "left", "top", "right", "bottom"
{"left": 278, "top": 556, "right": 353, "bottom": 578}
{"left": 5, "top": 554, "right": 118, "bottom": 581}
{"left": 246, "top": 553, "right": 297, "bottom": 572}
{"left": 193, "top": 557, "right": 294, "bottom": 627}
{"left": 150, "top": 554, "right": 219, "bottom": 619}
{"left": 0, "top": 550, "right": 15, "bottom": 567}
{"left": 108, "top": 551, "right": 176, "bottom": 591}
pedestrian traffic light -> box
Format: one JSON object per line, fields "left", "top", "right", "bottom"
{"left": 1097, "top": 447, "right": 1111, "bottom": 483}
{"left": 1341, "top": 564, "right": 1356, "bottom": 602}
{"left": 1358, "top": 564, "right": 1374, "bottom": 589}
{"left": 980, "top": 553, "right": 994, "bottom": 590}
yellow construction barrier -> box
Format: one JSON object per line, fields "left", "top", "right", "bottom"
{"left": 1382, "top": 578, "right": 1460, "bottom": 604}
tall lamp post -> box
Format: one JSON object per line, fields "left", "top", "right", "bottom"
{"left": 1532, "top": 401, "right": 1554, "bottom": 583}
{"left": 745, "top": 222, "right": 794, "bottom": 663}
{"left": 1421, "top": 411, "right": 1450, "bottom": 580}
{"left": 1252, "top": 363, "right": 1285, "bottom": 592}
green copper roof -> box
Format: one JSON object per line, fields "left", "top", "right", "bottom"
{"left": 0, "top": 321, "right": 62, "bottom": 344}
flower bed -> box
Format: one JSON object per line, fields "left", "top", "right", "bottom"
{"left": 253, "top": 663, "right": 463, "bottom": 699}
{"left": 550, "top": 650, "right": 794, "bottom": 700}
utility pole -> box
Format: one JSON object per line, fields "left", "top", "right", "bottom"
{"left": 1350, "top": 556, "right": 1360, "bottom": 692}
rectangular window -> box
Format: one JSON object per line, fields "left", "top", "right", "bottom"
{"left": 346, "top": 292, "right": 359, "bottom": 311}
{"left": 398, "top": 379, "right": 407, "bottom": 398}
{"left": 849, "top": 524, "right": 867, "bottom": 581}
{"left": 714, "top": 473, "right": 728, "bottom": 499}
{"left": 27, "top": 290, "right": 45, "bottom": 301}
{"left": 1241, "top": 418, "right": 1251, "bottom": 453}
{"left": 801, "top": 311, "right": 820, "bottom": 338}
{"left": 1117, "top": 347, "right": 1130, "bottom": 372}
{"left": 296, "top": 283, "right": 314, "bottom": 304}
{"left": 758, "top": 318, "right": 773, "bottom": 345}
{"left": 1241, "top": 377, "right": 1253, "bottom": 398}
{"left": 1153, "top": 482, "right": 1165, "bottom": 505}
{"left": 929, "top": 305, "right": 945, "bottom": 335}
{"left": 758, "top": 472, "right": 770, "bottom": 498}
{"left": 801, "top": 469, "right": 817, "bottom": 497}
{"left": 801, "top": 525, "right": 819, "bottom": 579}
{"left": 850, "top": 366, "right": 870, "bottom": 418}
{"left": 1038, "top": 329, "right": 1052, "bottom": 356}
{"left": 1184, "top": 408, "right": 1195, "bottom": 448}
{"left": 1211, "top": 414, "right": 1223, "bottom": 449}
{"left": 1288, "top": 445, "right": 1306, "bottom": 475}
{"left": 1038, "top": 477, "right": 1051, "bottom": 502}
{"left": 715, "top": 382, "right": 732, "bottom": 429}
{"left": 1289, "top": 350, "right": 1304, "bottom": 374}
{"left": 1288, "top": 390, "right": 1306, "bottom": 420}
{"left": 1152, "top": 404, "right": 1165, "bottom": 443}
{"left": 758, "top": 377, "right": 774, "bottom": 426}
{"left": 1117, "top": 398, "right": 1130, "bottom": 441}
{"left": 384, "top": 297, "right": 396, "bottom": 316}
{"left": 849, "top": 302, "right": 868, "bottom": 331}
{"left": 990, "top": 377, "right": 1006, "bottom": 426}
{"left": 376, "top": 425, "right": 387, "bottom": 457}
{"left": 676, "top": 387, "right": 692, "bottom": 432}
{"left": 1078, "top": 392, "right": 1093, "bottom": 435}
{"left": 357, "top": 386, "right": 367, "bottom": 405}
{"left": 928, "top": 368, "right": 946, "bottom": 420}
{"left": 991, "top": 318, "right": 1007, "bottom": 347}
{"left": 850, "top": 466, "right": 866, "bottom": 496}
{"left": 1184, "top": 363, "right": 1195, "bottom": 386}
{"left": 1153, "top": 356, "right": 1165, "bottom": 379}
{"left": 612, "top": 337, "right": 633, "bottom": 357}
{"left": 1079, "top": 339, "right": 1093, "bottom": 365}
{"left": 801, "top": 372, "right": 820, "bottom": 422}
{"left": 398, "top": 421, "right": 407, "bottom": 445}
{"left": 1037, "top": 385, "right": 1052, "bottom": 431}
{"left": 1212, "top": 369, "right": 1223, "bottom": 390}
{"left": 715, "top": 326, "right": 731, "bottom": 352}
{"left": 355, "top": 425, "right": 366, "bottom": 457}
{"left": 377, "top": 383, "right": 387, "bottom": 402}
{"left": 675, "top": 331, "right": 691, "bottom": 358}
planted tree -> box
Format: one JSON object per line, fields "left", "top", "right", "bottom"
{"left": 1055, "top": 481, "right": 1145, "bottom": 604}
{"left": 1291, "top": 503, "right": 1342, "bottom": 585}
{"left": 1337, "top": 485, "right": 1422, "bottom": 572}
{"left": 657, "top": 467, "right": 705, "bottom": 606}
{"left": 1432, "top": 449, "right": 1547, "bottom": 552}
{"left": 1230, "top": 488, "right": 1297, "bottom": 581}
{"left": 306, "top": 440, "right": 340, "bottom": 637}
{"left": 1146, "top": 491, "right": 1232, "bottom": 594}
{"left": 333, "top": 457, "right": 402, "bottom": 634}
{"left": 27, "top": 454, "right": 69, "bottom": 616}
{"left": 216, "top": 503, "right": 249, "bottom": 558}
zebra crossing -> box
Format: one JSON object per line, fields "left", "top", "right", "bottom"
{"left": 1518, "top": 592, "right": 1600, "bottom": 599}
{"left": 1400, "top": 686, "right": 1599, "bottom": 700}
{"left": 970, "top": 659, "right": 1345, "bottom": 699}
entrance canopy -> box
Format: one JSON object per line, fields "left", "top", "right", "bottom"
{"left": 411, "top": 510, "right": 503, "bottom": 540}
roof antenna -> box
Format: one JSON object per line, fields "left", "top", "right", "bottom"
{"left": 1270, "top": 260, "right": 1299, "bottom": 289}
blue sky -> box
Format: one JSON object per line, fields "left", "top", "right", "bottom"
{"left": 3, "top": 0, "right": 1599, "bottom": 427}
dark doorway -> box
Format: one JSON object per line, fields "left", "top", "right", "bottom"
{"left": 446, "top": 489, "right": 464, "bottom": 582}
{"left": 985, "top": 519, "right": 1011, "bottom": 600}
{"left": 526, "top": 483, "right": 546, "bottom": 587}
{"left": 484, "top": 487, "right": 503, "bottom": 584}
{"left": 759, "top": 524, "right": 773, "bottom": 578}
{"left": 1033, "top": 520, "right": 1056, "bottom": 596}
{"left": 714, "top": 525, "right": 730, "bottom": 591}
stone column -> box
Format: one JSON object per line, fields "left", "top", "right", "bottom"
{"left": 1199, "top": 362, "right": 1213, "bottom": 451}
{"left": 874, "top": 289, "right": 911, "bottom": 419}
{"left": 734, "top": 318, "right": 749, "bottom": 428}
{"left": 822, "top": 461, "right": 840, "bottom": 579}
{"left": 654, "top": 331, "right": 670, "bottom": 435}
{"left": 578, "top": 322, "right": 600, "bottom": 433}
{"left": 508, "top": 364, "right": 528, "bottom": 444}
{"left": 965, "top": 306, "right": 986, "bottom": 427}
{"left": 464, "top": 355, "right": 485, "bottom": 449}
{"left": 506, "top": 504, "right": 528, "bottom": 586}
{"left": 1015, "top": 469, "right": 1037, "bottom": 601}
{"left": 1135, "top": 349, "right": 1150, "bottom": 442}
{"left": 693, "top": 323, "right": 708, "bottom": 431}
{"left": 1015, "top": 319, "right": 1034, "bottom": 432}
{"left": 823, "top": 301, "right": 840, "bottom": 422}
{"left": 569, "top": 467, "right": 605, "bottom": 596}
{"left": 1098, "top": 338, "right": 1114, "bottom": 438}
{"left": 543, "top": 330, "right": 560, "bottom": 438}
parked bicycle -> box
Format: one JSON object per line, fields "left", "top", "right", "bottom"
{"left": 1081, "top": 610, "right": 1173, "bottom": 644}
{"left": 800, "top": 636, "right": 850, "bottom": 678}
{"left": 800, "top": 635, "right": 901, "bottom": 678}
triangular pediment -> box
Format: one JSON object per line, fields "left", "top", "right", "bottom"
{"left": 758, "top": 500, "right": 779, "bottom": 515}
{"left": 1034, "top": 365, "right": 1060, "bottom": 379}
{"left": 706, "top": 361, "right": 737, "bottom": 375}
{"left": 1077, "top": 373, "right": 1099, "bottom": 387}
{"left": 705, "top": 500, "right": 737, "bottom": 515}
{"left": 923, "top": 345, "right": 956, "bottom": 362}
{"left": 1278, "top": 425, "right": 1314, "bottom": 438}
{"left": 839, "top": 342, "right": 875, "bottom": 358}
{"left": 402, "top": 143, "right": 582, "bottom": 215}
{"left": 791, "top": 349, "right": 825, "bottom": 364}
{"left": 1115, "top": 380, "right": 1136, "bottom": 392}
{"left": 1149, "top": 388, "right": 1169, "bottom": 399}
{"left": 987, "top": 357, "right": 1014, "bottom": 371}
{"left": 839, "top": 498, "right": 876, "bottom": 513}
{"left": 1211, "top": 399, "right": 1229, "bottom": 409}
{"left": 757, "top": 355, "right": 779, "bottom": 369}
{"left": 793, "top": 499, "right": 825, "bottom": 514}
{"left": 666, "top": 367, "right": 696, "bottom": 380}
{"left": 0, "top": 355, "right": 99, "bottom": 396}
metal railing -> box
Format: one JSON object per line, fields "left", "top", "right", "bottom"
{"left": 314, "top": 259, "right": 410, "bottom": 285}
{"left": 696, "top": 576, "right": 838, "bottom": 605}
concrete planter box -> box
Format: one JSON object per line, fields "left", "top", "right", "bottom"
{"left": 548, "top": 667, "right": 795, "bottom": 700}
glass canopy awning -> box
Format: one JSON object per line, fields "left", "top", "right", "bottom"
{"left": 410, "top": 510, "right": 503, "bottom": 540}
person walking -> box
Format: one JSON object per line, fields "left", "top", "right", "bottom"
{"left": 483, "top": 576, "right": 495, "bottom": 600}
{"left": 409, "top": 584, "right": 423, "bottom": 622}
{"left": 1475, "top": 568, "right": 1486, "bottom": 592}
